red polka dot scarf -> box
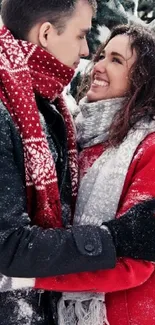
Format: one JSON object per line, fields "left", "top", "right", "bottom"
{"left": 0, "top": 26, "right": 78, "bottom": 228}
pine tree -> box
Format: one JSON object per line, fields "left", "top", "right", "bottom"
{"left": 87, "top": 0, "right": 128, "bottom": 58}
{"left": 70, "top": 71, "right": 82, "bottom": 99}
{"left": 138, "top": 0, "right": 155, "bottom": 23}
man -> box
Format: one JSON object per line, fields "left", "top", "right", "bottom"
{"left": 0, "top": 0, "right": 155, "bottom": 324}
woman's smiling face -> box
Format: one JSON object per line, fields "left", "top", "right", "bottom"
{"left": 87, "top": 34, "right": 137, "bottom": 102}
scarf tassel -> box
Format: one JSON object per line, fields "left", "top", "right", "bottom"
{"left": 58, "top": 295, "right": 110, "bottom": 325}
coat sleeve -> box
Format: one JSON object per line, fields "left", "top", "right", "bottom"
{"left": 0, "top": 103, "right": 116, "bottom": 279}
{"left": 35, "top": 135, "right": 155, "bottom": 292}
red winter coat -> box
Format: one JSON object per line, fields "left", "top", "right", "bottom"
{"left": 36, "top": 132, "right": 155, "bottom": 325}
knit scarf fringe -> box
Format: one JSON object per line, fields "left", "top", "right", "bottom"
{"left": 58, "top": 293, "right": 110, "bottom": 325}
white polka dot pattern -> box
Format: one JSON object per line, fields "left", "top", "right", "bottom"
{"left": 0, "top": 26, "right": 78, "bottom": 228}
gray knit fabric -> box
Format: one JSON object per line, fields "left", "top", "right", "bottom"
{"left": 76, "top": 96, "right": 125, "bottom": 148}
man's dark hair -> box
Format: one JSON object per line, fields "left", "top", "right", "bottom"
{"left": 1, "top": 0, "right": 97, "bottom": 40}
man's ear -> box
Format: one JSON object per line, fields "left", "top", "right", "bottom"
{"left": 38, "top": 22, "right": 53, "bottom": 48}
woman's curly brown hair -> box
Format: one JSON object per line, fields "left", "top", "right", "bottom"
{"left": 79, "top": 24, "right": 155, "bottom": 147}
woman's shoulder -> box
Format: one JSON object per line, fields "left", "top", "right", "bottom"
{"left": 118, "top": 132, "right": 155, "bottom": 214}
{"left": 140, "top": 132, "right": 155, "bottom": 149}
{"left": 133, "top": 132, "right": 155, "bottom": 163}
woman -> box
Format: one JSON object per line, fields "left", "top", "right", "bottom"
{"left": 35, "top": 24, "right": 155, "bottom": 325}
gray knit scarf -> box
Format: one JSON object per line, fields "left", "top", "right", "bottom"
{"left": 58, "top": 96, "right": 155, "bottom": 325}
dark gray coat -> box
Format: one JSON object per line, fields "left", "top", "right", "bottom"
{"left": 0, "top": 97, "right": 116, "bottom": 324}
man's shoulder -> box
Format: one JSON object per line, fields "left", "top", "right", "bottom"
{"left": 0, "top": 101, "right": 21, "bottom": 148}
{"left": 0, "top": 101, "right": 13, "bottom": 126}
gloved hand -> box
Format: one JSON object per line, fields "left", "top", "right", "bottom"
{"left": 103, "top": 199, "right": 155, "bottom": 261}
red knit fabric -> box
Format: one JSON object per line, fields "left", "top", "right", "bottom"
{"left": 0, "top": 26, "right": 78, "bottom": 228}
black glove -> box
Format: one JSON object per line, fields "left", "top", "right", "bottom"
{"left": 103, "top": 199, "right": 155, "bottom": 261}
